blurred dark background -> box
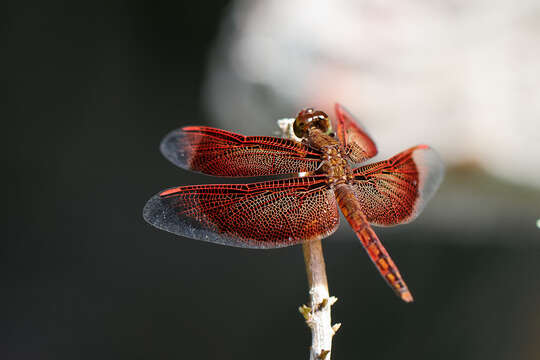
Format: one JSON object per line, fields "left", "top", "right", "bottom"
{"left": 4, "top": 1, "right": 540, "bottom": 359}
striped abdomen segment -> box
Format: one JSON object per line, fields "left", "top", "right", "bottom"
{"left": 334, "top": 184, "right": 413, "bottom": 302}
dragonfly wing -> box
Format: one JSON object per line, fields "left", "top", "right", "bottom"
{"left": 143, "top": 176, "right": 339, "bottom": 249}
{"left": 332, "top": 103, "right": 377, "bottom": 163}
{"left": 352, "top": 145, "right": 444, "bottom": 226}
{"left": 160, "top": 126, "right": 322, "bottom": 177}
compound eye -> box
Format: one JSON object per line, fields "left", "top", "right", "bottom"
{"left": 293, "top": 108, "right": 314, "bottom": 138}
{"left": 293, "top": 117, "right": 308, "bottom": 138}
{"left": 292, "top": 108, "right": 330, "bottom": 138}
{"left": 312, "top": 110, "right": 330, "bottom": 133}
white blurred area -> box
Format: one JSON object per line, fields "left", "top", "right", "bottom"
{"left": 204, "top": 0, "right": 540, "bottom": 190}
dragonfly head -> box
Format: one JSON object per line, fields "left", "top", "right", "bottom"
{"left": 293, "top": 108, "right": 331, "bottom": 139}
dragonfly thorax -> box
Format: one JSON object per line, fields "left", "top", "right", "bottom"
{"left": 306, "top": 129, "right": 354, "bottom": 186}
{"left": 321, "top": 147, "right": 354, "bottom": 186}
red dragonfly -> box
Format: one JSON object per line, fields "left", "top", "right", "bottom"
{"left": 143, "top": 104, "right": 444, "bottom": 302}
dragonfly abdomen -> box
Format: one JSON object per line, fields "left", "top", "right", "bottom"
{"left": 334, "top": 184, "right": 413, "bottom": 302}
{"left": 334, "top": 184, "right": 365, "bottom": 230}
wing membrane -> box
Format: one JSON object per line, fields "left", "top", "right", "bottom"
{"left": 332, "top": 103, "right": 377, "bottom": 163}
{"left": 143, "top": 175, "right": 339, "bottom": 249}
{"left": 352, "top": 145, "right": 444, "bottom": 226}
{"left": 160, "top": 126, "right": 322, "bottom": 177}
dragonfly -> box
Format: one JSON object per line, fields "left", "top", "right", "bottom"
{"left": 143, "top": 104, "right": 444, "bottom": 302}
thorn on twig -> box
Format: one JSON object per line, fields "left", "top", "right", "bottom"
{"left": 327, "top": 296, "right": 338, "bottom": 306}
{"left": 318, "top": 349, "right": 330, "bottom": 360}
{"left": 313, "top": 296, "right": 338, "bottom": 312}
{"left": 298, "top": 305, "right": 312, "bottom": 321}
{"left": 316, "top": 298, "right": 328, "bottom": 311}
{"left": 332, "top": 323, "right": 342, "bottom": 334}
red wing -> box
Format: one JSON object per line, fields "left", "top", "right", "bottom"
{"left": 352, "top": 145, "right": 444, "bottom": 226}
{"left": 160, "top": 126, "right": 322, "bottom": 177}
{"left": 332, "top": 103, "right": 378, "bottom": 163}
{"left": 143, "top": 175, "right": 339, "bottom": 249}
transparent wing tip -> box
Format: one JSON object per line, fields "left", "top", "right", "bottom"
{"left": 412, "top": 145, "right": 445, "bottom": 214}
{"left": 143, "top": 193, "right": 181, "bottom": 234}
{"left": 159, "top": 129, "right": 191, "bottom": 169}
